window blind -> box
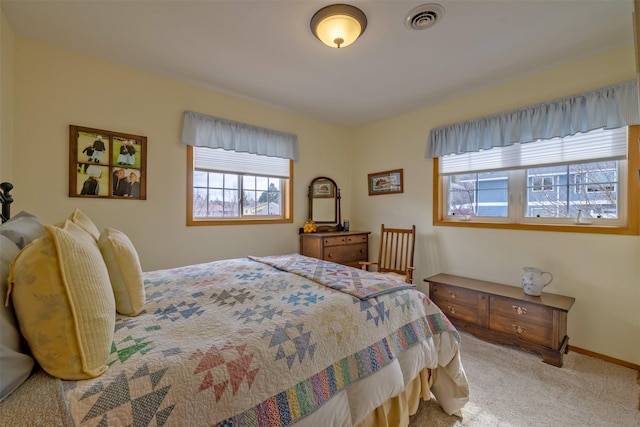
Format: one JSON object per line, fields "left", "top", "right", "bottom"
{"left": 440, "top": 126, "right": 627, "bottom": 175}
{"left": 195, "top": 147, "right": 290, "bottom": 178}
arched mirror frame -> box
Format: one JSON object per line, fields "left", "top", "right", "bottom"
{"left": 308, "top": 176, "right": 342, "bottom": 232}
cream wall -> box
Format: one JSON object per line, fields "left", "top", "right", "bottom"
{"left": 1, "top": 11, "right": 14, "bottom": 180}
{"left": 7, "top": 34, "right": 353, "bottom": 270}
{"left": 351, "top": 46, "right": 640, "bottom": 365}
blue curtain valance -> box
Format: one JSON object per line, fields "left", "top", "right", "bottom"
{"left": 425, "top": 80, "right": 639, "bottom": 159}
{"left": 181, "top": 111, "right": 299, "bottom": 161}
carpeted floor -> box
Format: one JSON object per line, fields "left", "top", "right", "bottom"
{"left": 409, "top": 332, "right": 640, "bottom": 427}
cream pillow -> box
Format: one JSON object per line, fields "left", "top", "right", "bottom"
{"left": 68, "top": 208, "right": 100, "bottom": 240}
{"left": 98, "top": 228, "right": 145, "bottom": 316}
{"left": 9, "top": 220, "right": 115, "bottom": 380}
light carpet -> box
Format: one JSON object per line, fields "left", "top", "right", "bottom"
{"left": 409, "top": 331, "right": 640, "bottom": 427}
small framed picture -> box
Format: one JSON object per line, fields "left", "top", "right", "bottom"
{"left": 312, "top": 179, "right": 334, "bottom": 198}
{"left": 69, "top": 125, "right": 147, "bottom": 199}
{"left": 368, "top": 169, "right": 403, "bottom": 196}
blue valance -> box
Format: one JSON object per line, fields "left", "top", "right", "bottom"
{"left": 181, "top": 111, "right": 299, "bottom": 161}
{"left": 425, "top": 80, "right": 639, "bottom": 158}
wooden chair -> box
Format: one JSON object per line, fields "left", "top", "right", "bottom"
{"left": 360, "top": 224, "right": 416, "bottom": 283}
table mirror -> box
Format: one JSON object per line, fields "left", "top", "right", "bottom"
{"left": 308, "top": 176, "right": 341, "bottom": 231}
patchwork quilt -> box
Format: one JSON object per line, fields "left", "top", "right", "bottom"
{"left": 63, "top": 255, "right": 459, "bottom": 426}
{"left": 248, "top": 253, "right": 415, "bottom": 299}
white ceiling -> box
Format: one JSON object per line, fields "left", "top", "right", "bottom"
{"left": 1, "top": 0, "right": 635, "bottom": 128}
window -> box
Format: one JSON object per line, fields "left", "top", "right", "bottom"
{"left": 435, "top": 126, "right": 639, "bottom": 234}
{"left": 187, "top": 146, "right": 293, "bottom": 225}
{"left": 181, "top": 111, "right": 297, "bottom": 226}
{"left": 530, "top": 176, "right": 554, "bottom": 192}
{"left": 525, "top": 162, "right": 619, "bottom": 219}
{"left": 448, "top": 171, "right": 509, "bottom": 218}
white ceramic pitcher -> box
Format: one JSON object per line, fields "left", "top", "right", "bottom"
{"left": 520, "top": 267, "right": 553, "bottom": 296}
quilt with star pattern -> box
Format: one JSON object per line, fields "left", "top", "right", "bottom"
{"left": 62, "top": 255, "right": 460, "bottom": 426}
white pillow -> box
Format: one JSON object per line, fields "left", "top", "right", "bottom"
{"left": 0, "top": 235, "right": 34, "bottom": 402}
{"left": 98, "top": 228, "right": 145, "bottom": 316}
{"left": 0, "top": 211, "right": 45, "bottom": 249}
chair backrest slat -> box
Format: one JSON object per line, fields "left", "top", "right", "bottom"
{"left": 376, "top": 224, "right": 416, "bottom": 279}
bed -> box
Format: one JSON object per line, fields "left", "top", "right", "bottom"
{"left": 0, "top": 182, "right": 469, "bottom": 426}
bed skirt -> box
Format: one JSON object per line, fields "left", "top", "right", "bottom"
{"left": 357, "top": 367, "right": 432, "bottom": 427}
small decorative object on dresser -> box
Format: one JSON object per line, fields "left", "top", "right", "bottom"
{"left": 520, "top": 266, "right": 553, "bottom": 296}
{"left": 425, "top": 273, "right": 575, "bottom": 367}
{"left": 300, "top": 231, "right": 370, "bottom": 268}
{"left": 303, "top": 219, "right": 317, "bottom": 233}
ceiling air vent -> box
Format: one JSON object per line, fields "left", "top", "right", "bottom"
{"left": 405, "top": 3, "right": 445, "bottom": 30}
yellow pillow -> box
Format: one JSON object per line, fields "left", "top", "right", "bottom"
{"left": 9, "top": 220, "right": 115, "bottom": 380}
{"left": 98, "top": 228, "right": 145, "bottom": 316}
{"left": 68, "top": 208, "right": 100, "bottom": 240}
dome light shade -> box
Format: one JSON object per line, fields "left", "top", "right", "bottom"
{"left": 311, "top": 4, "right": 367, "bottom": 48}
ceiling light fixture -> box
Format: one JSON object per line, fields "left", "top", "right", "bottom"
{"left": 310, "top": 4, "right": 367, "bottom": 48}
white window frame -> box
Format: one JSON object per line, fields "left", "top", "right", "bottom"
{"left": 443, "top": 160, "right": 627, "bottom": 227}
{"left": 187, "top": 146, "right": 293, "bottom": 226}
{"left": 519, "top": 161, "right": 626, "bottom": 227}
{"left": 435, "top": 126, "right": 639, "bottom": 235}
{"left": 530, "top": 176, "right": 554, "bottom": 192}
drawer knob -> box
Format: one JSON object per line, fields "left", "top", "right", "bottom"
{"left": 448, "top": 291, "right": 456, "bottom": 299}
{"left": 327, "top": 253, "right": 333, "bottom": 258}
{"left": 512, "top": 324, "right": 527, "bottom": 335}
{"left": 446, "top": 306, "right": 456, "bottom": 314}
{"left": 512, "top": 305, "right": 527, "bottom": 315}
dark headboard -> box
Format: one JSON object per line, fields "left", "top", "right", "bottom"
{"left": 0, "top": 182, "right": 13, "bottom": 223}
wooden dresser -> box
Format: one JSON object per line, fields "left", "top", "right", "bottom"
{"left": 300, "top": 231, "right": 370, "bottom": 268}
{"left": 425, "top": 273, "right": 575, "bottom": 367}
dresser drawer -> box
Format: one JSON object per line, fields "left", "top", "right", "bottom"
{"left": 300, "top": 232, "right": 370, "bottom": 268}
{"left": 430, "top": 282, "right": 481, "bottom": 308}
{"left": 490, "top": 296, "right": 552, "bottom": 322}
{"left": 435, "top": 299, "right": 484, "bottom": 325}
{"left": 430, "top": 283, "right": 488, "bottom": 327}
{"left": 323, "top": 243, "right": 368, "bottom": 263}
{"left": 489, "top": 296, "right": 553, "bottom": 347}
{"left": 323, "top": 234, "right": 368, "bottom": 247}
{"left": 323, "top": 236, "right": 348, "bottom": 246}
{"left": 345, "top": 234, "right": 367, "bottom": 244}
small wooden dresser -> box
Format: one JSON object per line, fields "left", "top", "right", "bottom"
{"left": 425, "top": 273, "right": 575, "bottom": 367}
{"left": 300, "top": 231, "right": 370, "bottom": 268}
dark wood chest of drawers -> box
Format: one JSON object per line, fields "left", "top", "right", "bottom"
{"left": 425, "top": 273, "right": 575, "bottom": 367}
{"left": 299, "top": 231, "right": 370, "bottom": 268}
